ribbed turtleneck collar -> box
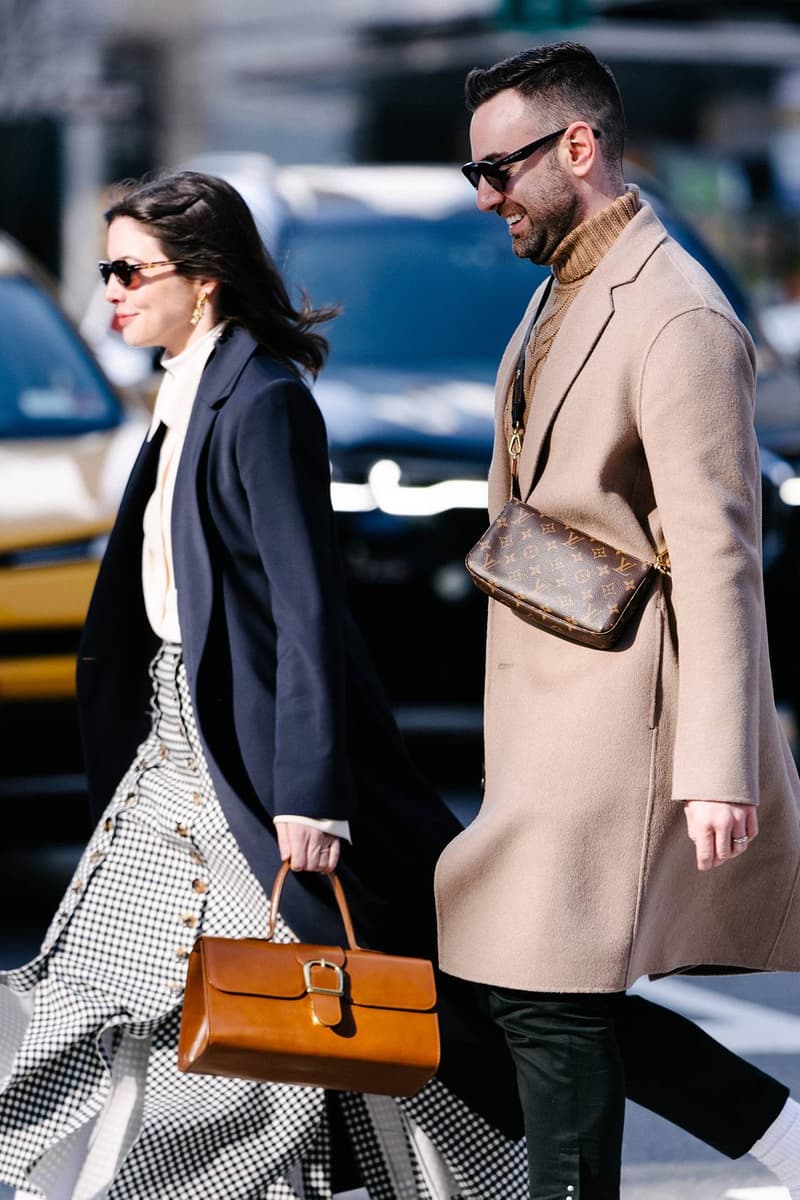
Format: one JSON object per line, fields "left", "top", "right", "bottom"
{"left": 547, "top": 185, "right": 640, "bottom": 285}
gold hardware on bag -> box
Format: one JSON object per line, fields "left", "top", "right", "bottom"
{"left": 508, "top": 423, "right": 523, "bottom": 460}
{"left": 303, "top": 959, "right": 344, "bottom": 997}
{"left": 654, "top": 549, "right": 671, "bottom": 576}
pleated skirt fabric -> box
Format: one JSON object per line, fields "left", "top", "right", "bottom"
{"left": 0, "top": 642, "right": 526, "bottom": 1199}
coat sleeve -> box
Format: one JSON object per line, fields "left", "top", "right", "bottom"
{"left": 638, "top": 306, "right": 763, "bottom": 804}
{"left": 234, "top": 376, "right": 356, "bottom": 822}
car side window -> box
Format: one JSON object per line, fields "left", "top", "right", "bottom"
{"left": 0, "top": 278, "right": 120, "bottom": 439}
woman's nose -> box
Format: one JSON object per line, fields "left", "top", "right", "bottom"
{"left": 104, "top": 274, "right": 125, "bottom": 302}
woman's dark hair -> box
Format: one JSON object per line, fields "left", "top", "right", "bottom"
{"left": 465, "top": 42, "right": 626, "bottom": 169}
{"left": 105, "top": 170, "right": 336, "bottom": 377}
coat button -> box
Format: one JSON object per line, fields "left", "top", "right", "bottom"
{"left": 89, "top": 851, "right": 102, "bottom": 863}
{"left": 72, "top": 880, "right": 83, "bottom": 893}
{"left": 175, "top": 947, "right": 189, "bottom": 959}
{"left": 175, "top": 823, "right": 189, "bottom": 837}
{"left": 191, "top": 792, "right": 203, "bottom": 806}
{"left": 167, "top": 981, "right": 183, "bottom": 993}
{"left": 181, "top": 913, "right": 197, "bottom": 928}
{"left": 124, "top": 792, "right": 136, "bottom": 805}
{"left": 103, "top": 818, "right": 113, "bottom": 832}
{"left": 186, "top": 757, "right": 197, "bottom": 772}
{"left": 192, "top": 879, "right": 207, "bottom": 894}
{"left": 189, "top": 851, "right": 204, "bottom": 865}
{"left": 159, "top": 744, "right": 168, "bottom": 760}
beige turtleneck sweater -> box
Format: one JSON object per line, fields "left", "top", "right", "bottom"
{"left": 517, "top": 186, "right": 641, "bottom": 421}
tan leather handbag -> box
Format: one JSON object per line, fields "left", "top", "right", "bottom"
{"left": 177, "top": 861, "right": 440, "bottom": 1096}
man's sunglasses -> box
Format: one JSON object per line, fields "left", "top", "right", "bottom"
{"left": 461, "top": 126, "right": 600, "bottom": 191}
{"left": 98, "top": 259, "right": 182, "bottom": 287}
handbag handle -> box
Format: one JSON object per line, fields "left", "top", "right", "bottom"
{"left": 267, "top": 860, "right": 362, "bottom": 950}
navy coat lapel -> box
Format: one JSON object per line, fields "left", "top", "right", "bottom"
{"left": 170, "top": 325, "right": 260, "bottom": 680}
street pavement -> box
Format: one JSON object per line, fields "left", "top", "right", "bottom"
{"left": 3, "top": 801, "right": 800, "bottom": 1198}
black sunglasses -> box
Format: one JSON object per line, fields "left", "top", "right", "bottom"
{"left": 461, "top": 126, "right": 600, "bottom": 191}
{"left": 98, "top": 259, "right": 182, "bottom": 287}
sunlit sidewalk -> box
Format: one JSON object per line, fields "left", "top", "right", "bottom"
{"left": 622, "top": 1162, "right": 789, "bottom": 1199}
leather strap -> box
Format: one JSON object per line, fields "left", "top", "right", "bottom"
{"left": 267, "top": 860, "right": 361, "bottom": 949}
{"left": 509, "top": 274, "right": 554, "bottom": 501}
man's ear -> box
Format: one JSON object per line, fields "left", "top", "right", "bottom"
{"left": 564, "top": 122, "right": 598, "bottom": 179}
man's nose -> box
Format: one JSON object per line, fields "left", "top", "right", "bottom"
{"left": 476, "top": 175, "right": 504, "bottom": 213}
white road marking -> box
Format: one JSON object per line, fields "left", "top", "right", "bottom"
{"left": 725, "top": 1189, "right": 790, "bottom": 1199}
{"left": 631, "top": 977, "right": 800, "bottom": 1054}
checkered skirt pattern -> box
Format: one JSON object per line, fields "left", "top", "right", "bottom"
{"left": 0, "top": 643, "right": 526, "bottom": 1199}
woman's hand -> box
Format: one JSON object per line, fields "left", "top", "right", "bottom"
{"left": 683, "top": 800, "right": 758, "bottom": 871}
{"left": 276, "top": 822, "right": 341, "bottom": 874}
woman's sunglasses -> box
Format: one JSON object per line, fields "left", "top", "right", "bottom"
{"left": 98, "top": 259, "right": 182, "bottom": 287}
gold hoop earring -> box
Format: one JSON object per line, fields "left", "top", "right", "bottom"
{"left": 190, "top": 291, "right": 208, "bottom": 327}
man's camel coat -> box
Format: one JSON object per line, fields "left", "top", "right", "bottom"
{"left": 435, "top": 203, "right": 800, "bottom": 992}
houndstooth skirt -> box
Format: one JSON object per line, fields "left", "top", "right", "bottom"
{"left": 0, "top": 643, "right": 526, "bottom": 1199}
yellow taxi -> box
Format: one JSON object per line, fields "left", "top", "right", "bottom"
{"left": 0, "top": 234, "right": 147, "bottom": 711}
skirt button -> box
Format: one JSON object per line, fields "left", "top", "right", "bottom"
{"left": 192, "top": 879, "right": 208, "bottom": 894}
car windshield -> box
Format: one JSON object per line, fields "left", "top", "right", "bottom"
{"left": 278, "top": 213, "right": 543, "bottom": 369}
{"left": 0, "top": 277, "right": 120, "bottom": 438}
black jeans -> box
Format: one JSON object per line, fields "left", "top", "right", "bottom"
{"left": 486, "top": 987, "right": 788, "bottom": 1200}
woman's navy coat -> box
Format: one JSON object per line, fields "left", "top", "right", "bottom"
{"left": 76, "top": 323, "right": 520, "bottom": 1134}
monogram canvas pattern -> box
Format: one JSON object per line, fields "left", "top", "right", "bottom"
{"left": 466, "top": 498, "right": 658, "bottom": 649}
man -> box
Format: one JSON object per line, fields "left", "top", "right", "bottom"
{"left": 435, "top": 42, "right": 800, "bottom": 1198}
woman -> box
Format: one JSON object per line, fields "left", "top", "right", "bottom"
{"left": 0, "top": 170, "right": 525, "bottom": 1199}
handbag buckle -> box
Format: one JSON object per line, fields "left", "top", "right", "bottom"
{"left": 303, "top": 958, "right": 344, "bottom": 997}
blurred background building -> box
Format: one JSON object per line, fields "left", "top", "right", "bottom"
{"left": 2, "top": 0, "right": 800, "bottom": 318}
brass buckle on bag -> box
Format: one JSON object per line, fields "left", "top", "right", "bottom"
{"left": 303, "top": 959, "right": 344, "bottom": 997}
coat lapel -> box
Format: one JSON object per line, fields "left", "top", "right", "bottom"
{"left": 171, "top": 324, "right": 259, "bottom": 662}
{"left": 513, "top": 204, "right": 668, "bottom": 502}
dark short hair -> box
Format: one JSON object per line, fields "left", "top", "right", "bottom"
{"left": 465, "top": 42, "right": 625, "bottom": 168}
{"left": 105, "top": 170, "right": 336, "bottom": 377}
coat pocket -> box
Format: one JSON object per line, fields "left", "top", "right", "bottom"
{"left": 648, "top": 591, "right": 666, "bottom": 731}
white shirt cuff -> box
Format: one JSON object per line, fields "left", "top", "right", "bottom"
{"left": 273, "top": 815, "right": 351, "bottom": 842}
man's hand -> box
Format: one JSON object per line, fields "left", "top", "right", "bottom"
{"left": 276, "top": 822, "right": 340, "bottom": 874}
{"left": 683, "top": 800, "right": 758, "bottom": 871}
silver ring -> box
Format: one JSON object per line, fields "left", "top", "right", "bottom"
{"left": 732, "top": 836, "right": 749, "bottom": 845}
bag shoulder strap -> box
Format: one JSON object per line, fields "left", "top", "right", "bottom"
{"left": 509, "top": 275, "right": 554, "bottom": 499}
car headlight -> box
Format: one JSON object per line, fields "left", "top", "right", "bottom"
{"left": 330, "top": 458, "right": 488, "bottom": 516}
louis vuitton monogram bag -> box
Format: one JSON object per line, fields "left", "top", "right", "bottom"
{"left": 465, "top": 278, "right": 670, "bottom": 650}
